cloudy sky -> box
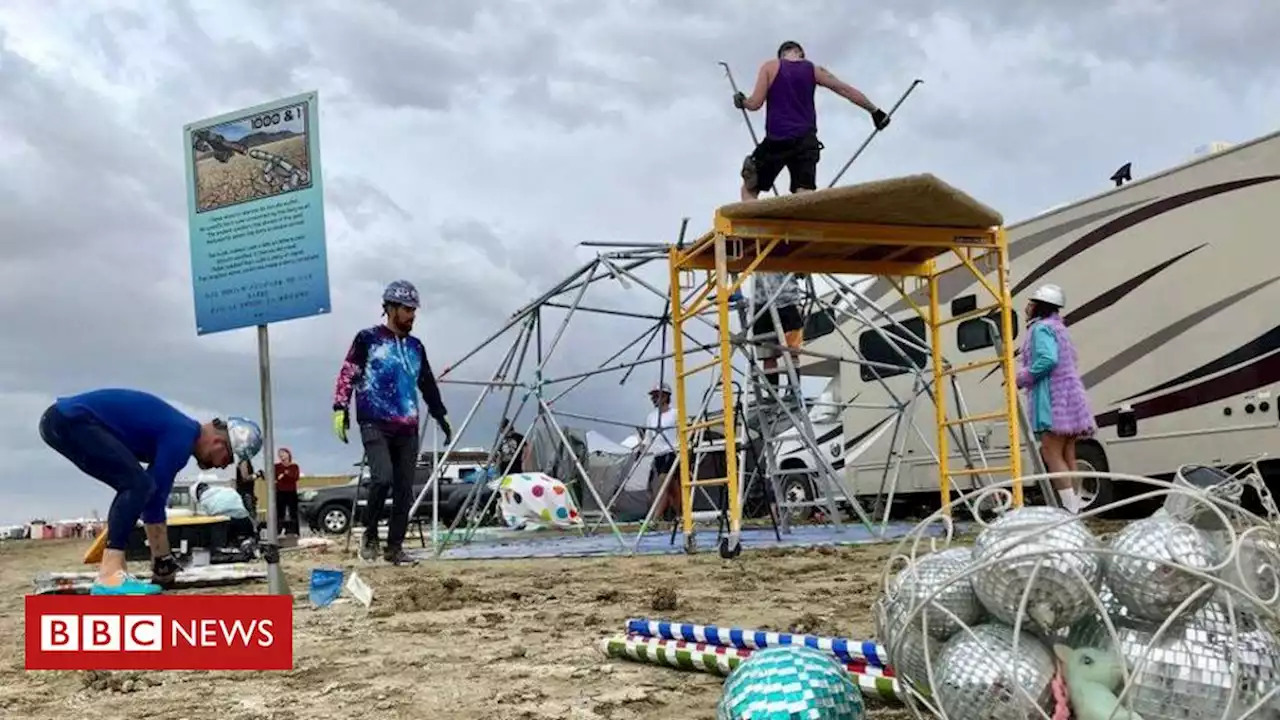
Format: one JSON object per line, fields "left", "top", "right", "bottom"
{"left": 1, "top": 0, "right": 1277, "bottom": 524}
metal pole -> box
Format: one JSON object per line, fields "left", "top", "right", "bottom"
{"left": 828, "top": 78, "right": 923, "bottom": 188}
{"left": 255, "top": 324, "right": 289, "bottom": 596}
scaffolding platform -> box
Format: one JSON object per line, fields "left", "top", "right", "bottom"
{"left": 668, "top": 173, "right": 1022, "bottom": 557}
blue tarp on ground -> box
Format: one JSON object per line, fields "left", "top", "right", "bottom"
{"left": 410, "top": 521, "right": 954, "bottom": 561}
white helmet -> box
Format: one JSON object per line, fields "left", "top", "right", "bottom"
{"left": 1029, "top": 284, "right": 1066, "bottom": 309}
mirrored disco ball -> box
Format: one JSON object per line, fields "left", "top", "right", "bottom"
{"left": 874, "top": 594, "right": 941, "bottom": 692}
{"left": 1105, "top": 514, "right": 1219, "bottom": 622}
{"left": 1210, "top": 530, "right": 1280, "bottom": 615}
{"left": 891, "top": 547, "right": 985, "bottom": 640}
{"left": 971, "top": 505, "right": 1103, "bottom": 633}
{"left": 1163, "top": 464, "right": 1245, "bottom": 532}
{"left": 1068, "top": 593, "right": 1280, "bottom": 720}
{"left": 716, "top": 646, "right": 864, "bottom": 720}
{"left": 932, "top": 622, "right": 1057, "bottom": 720}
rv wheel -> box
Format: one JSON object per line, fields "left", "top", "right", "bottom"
{"left": 1073, "top": 442, "right": 1114, "bottom": 513}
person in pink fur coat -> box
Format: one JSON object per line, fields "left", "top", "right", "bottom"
{"left": 1016, "top": 284, "right": 1096, "bottom": 514}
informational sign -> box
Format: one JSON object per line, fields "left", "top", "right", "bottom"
{"left": 183, "top": 91, "right": 330, "bottom": 335}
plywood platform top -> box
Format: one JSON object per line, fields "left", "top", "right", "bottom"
{"left": 717, "top": 173, "right": 1003, "bottom": 228}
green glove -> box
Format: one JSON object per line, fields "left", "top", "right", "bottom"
{"left": 437, "top": 416, "right": 452, "bottom": 446}
{"left": 332, "top": 409, "right": 349, "bottom": 444}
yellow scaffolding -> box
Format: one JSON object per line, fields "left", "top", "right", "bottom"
{"left": 668, "top": 174, "right": 1021, "bottom": 554}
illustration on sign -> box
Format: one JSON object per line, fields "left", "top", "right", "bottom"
{"left": 184, "top": 91, "right": 331, "bottom": 335}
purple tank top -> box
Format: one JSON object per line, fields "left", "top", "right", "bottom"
{"left": 765, "top": 59, "right": 818, "bottom": 140}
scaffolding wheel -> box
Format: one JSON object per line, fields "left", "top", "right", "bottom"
{"left": 718, "top": 536, "right": 742, "bottom": 560}
{"left": 683, "top": 533, "right": 698, "bottom": 555}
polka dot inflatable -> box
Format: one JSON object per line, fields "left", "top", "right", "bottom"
{"left": 497, "top": 473, "right": 582, "bottom": 530}
{"left": 717, "top": 646, "right": 865, "bottom": 720}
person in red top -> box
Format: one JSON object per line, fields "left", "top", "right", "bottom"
{"left": 274, "top": 447, "right": 301, "bottom": 536}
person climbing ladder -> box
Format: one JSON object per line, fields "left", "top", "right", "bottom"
{"left": 733, "top": 40, "right": 890, "bottom": 200}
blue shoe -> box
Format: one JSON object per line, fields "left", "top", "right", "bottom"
{"left": 90, "top": 573, "right": 163, "bottom": 596}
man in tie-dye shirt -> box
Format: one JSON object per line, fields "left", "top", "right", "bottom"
{"left": 332, "top": 280, "right": 451, "bottom": 565}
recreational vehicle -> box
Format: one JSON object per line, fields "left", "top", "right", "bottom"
{"left": 794, "top": 130, "right": 1280, "bottom": 514}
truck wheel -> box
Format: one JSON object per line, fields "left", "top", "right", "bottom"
{"left": 319, "top": 504, "right": 351, "bottom": 535}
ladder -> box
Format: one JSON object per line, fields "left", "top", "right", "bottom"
{"left": 737, "top": 274, "right": 851, "bottom": 534}
{"left": 925, "top": 241, "right": 1025, "bottom": 513}
{"left": 669, "top": 234, "right": 743, "bottom": 557}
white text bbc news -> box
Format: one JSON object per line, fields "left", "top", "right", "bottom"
{"left": 40, "top": 615, "right": 276, "bottom": 652}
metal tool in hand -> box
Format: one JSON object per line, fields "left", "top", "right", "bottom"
{"left": 828, "top": 78, "right": 924, "bottom": 188}
{"left": 718, "top": 61, "right": 762, "bottom": 147}
{"left": 718, "top": 61, "right": 779, "bottom": 197}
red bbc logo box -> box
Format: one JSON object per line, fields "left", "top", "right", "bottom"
{"left": 25, "top": 594, "right": 293, "bottom": 671}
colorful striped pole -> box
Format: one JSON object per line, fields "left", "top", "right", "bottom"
{"left": 624, "top": 618, "right": 889, "bottom": 668}
{"left": 601, "top": 635, "right": 901, "bottom": 702}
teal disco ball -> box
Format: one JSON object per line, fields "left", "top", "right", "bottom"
{"left": 717, "top": 646, "right": 865, "bottom": 720}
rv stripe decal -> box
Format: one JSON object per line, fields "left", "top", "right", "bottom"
{"left": 1119, "top": 323, "right": 1280, "bottom": 402}
{"left": 1013, "top": 176, "right": 1280, "bottom": 296}
{"left": 859, "top": 201, "right": 1149, "bottom": 313}
{"left": 1062, "top": 243, "right": 1206, "bottom": 327}
{"left": 1080, "top": 275, "right": 1280, "bottom": 390}
{"left": 977, "top": 243, "right": 1211, "bottom": 384}
{"left": 1095, "top": 350, "right": 1280, "bottom": 429}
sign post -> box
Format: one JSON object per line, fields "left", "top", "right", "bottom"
{"left": 183, "top": 91, "right": 329, "bottom": 596}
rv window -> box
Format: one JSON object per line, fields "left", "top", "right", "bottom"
{"left": 957, "top": 311, "right": 1020, "bottom": 352}
{"left": 858, "top": 316, "right": 928, "bottom": 381}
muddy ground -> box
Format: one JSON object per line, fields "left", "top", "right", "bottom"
{"left": 0, "top": 535, "right": 921, "bottom": 720}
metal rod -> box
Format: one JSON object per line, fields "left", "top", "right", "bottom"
{"left": 440, "top": 259, "right": 597, "bottom": 377}
{"left": 828, "top": 78, "right": 924, "bottom": 188}
{"left": 540, "top": 342, "right": 721, "bottom": 386}
{"left": 255, "top": 324, "right": 289, "bottom": 596}
{"left": 579, "top": 241, "right": 673, "bottom": 249}
{"left": 543, "top": 302, "right": 667, "bottom": 322}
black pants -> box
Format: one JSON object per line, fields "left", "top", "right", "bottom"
{"left": 361, "top": 424, "right": 420, "bottom": 550}
{"left": 228, "top": 517, "right": 258, "bottom": 544}
{"left": 276, "top": 490, "right": 300, "bottom": 535}
{"left": 236, "top": 482, "right": 258, "bottom": 524}
{"left": 39, "top": 405, "right": 157, "bottom": 551}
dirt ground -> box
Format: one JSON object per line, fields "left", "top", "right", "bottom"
{"left": 194, "top": 136, "right": 310, "bottom": 212}
{"left": 0, "top": 535, "right": 919, "bottom": 720}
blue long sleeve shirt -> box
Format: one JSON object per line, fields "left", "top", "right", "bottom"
{"left": 55, "top": 389, "right": 202, "bottom": 523}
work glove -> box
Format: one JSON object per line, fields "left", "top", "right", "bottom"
{"left": 871, "top": 108, "right": 891, "bottom": 131}
{"left": 733, "top": 92, "right": 747, "bottom": 110}
{"left": 437, "top": 415, "right": 453, "bottom": 446}
{"left": 332, "top": 409, "right": 349, "bottom": 444}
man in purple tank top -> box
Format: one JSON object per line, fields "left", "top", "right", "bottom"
{"left": 733, "top": 41, "right": 890, "bottom": 201}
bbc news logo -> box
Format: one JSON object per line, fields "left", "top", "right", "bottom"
{"left": 25, "top": 595, "right": 292, "bottom": 670}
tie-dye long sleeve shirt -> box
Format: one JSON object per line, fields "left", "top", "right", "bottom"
{"left": 332, "top": 325, "right": 448, "bottom": 435}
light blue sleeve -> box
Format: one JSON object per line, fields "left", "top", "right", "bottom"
{"left": 1027, "top": 324, "right": 1060, "bottom": 380}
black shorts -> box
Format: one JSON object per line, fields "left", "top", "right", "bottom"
{"left": 652, "top": 452, "right": 677, "bottom": 476}
{"left": 751, "top": 304, "right": 804, "bottom": 337}
{"left": 745, "top": 131, "right": 822, "bottom": 194}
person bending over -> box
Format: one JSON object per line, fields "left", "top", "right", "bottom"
{"left": 38, "top": 388, "right": 261, "bottom": 595}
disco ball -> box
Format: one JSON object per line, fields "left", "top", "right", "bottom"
{"left": 1211, "top": 530, "right": 1280, "bottom": 616}
{"left": 970, "top": 505, "right": 1103, "bottom": 633}
{"left": 716, "top": 646, "right": 863, "bottom": 720}
{"left": 873, "top": 594, "right": 941, "bottom": 692}
{"left": 1105, "top": 514, "right": 1220, "bottom": 622}
{"left": 1068, "top": 595, "right": 1280, "bottom": 720}
{"left": 888, "top": 547, "right": 985, "bottom": 640}
{"left": 931, "top": 623, "right": 1057, "bottom": 720}
{"left": 880, "top": 470, "right": 1280, "bottom": 720}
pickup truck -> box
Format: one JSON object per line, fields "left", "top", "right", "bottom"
{"left": 300, "top": 466, "right": 497, "bottom": 535}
